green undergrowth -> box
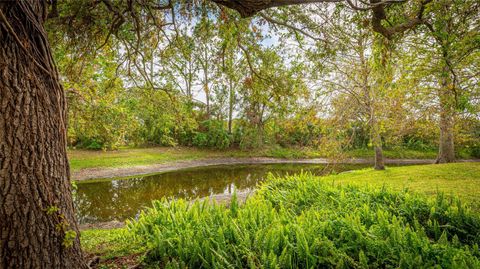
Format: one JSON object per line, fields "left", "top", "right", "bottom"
{"left": 125, "top": 173, "right": 480, "bottom": 268}
{"left": 81, "top": 228, "right": 143, "bottom": 260}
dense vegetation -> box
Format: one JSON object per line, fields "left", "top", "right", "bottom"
{"left": 50, "top": 1, "right": 480, "bottom": 162}
{"left": 83, "top": 167, "right": 480, "bottom": 268}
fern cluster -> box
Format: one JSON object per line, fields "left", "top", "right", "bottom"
{"left": 129, "top": 173, "right": 480, "bottom": 268}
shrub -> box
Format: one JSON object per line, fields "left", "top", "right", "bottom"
{"left": 192, "top": 132, "right": 208, "bottom": 148}
{"left": 469, "top": 143, "right": 480, "bottom": 158}
{"left": 84, "top": 139, "right": 103, "bottom": 150}
{"left": 274, "top": 119, "right": 323, "bottom": 147}
{"left": 192, "top": 120, "right": 232, "bottom": 149}
{"left": 129, "top": 173, "right": 480, "bottom": 268}
{"left": 238, "top": 127, "right": 264, "bottom": 149}
{"left": 74, "top": 137, "right": 104, "bottom": 150}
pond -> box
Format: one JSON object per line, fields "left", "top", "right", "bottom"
{"left": 74, "top": 163, "right": 375, "bottom": 224}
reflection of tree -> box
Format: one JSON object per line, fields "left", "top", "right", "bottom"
{"left": 74, "top": 164, "right": 366, "bottom": 223}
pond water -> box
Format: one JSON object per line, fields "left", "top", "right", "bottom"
{"left": 74, "top": 163, "right": 374, "bottom": 224}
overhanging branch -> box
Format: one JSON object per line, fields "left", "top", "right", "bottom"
{"left": 213, "top": 0, "right": 433, "bottom": 39}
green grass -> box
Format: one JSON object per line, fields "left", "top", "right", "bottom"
{"left": 69, "top": 147, "right": 218, "bottom": 171}
{"left": 324, "top": 162, "right": 480, "bottom": 210}
{"left": 81, "top": 163, "right": 480, "bottom": 268}
{"left": 346, "top": 148, "right": 439, "bottom": 159}
{"left": 68, "top": 146, "right": 325, "bottom": 171}
{"left": 81, "top": 228, "right": 143, "bottom": 259}
{"left": 68, "top": 146, "right": 449, "bottom": 171}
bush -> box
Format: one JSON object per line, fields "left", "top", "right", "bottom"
{"left": 267, "top": 145, "right": 306, "bottom": 159}
{"left": 141, "top": 123, "right": 177, "bottom": 147}
{"left": 469, "top": 144, "right": 480, "bottom": 158}
{"left": 238, "top": 126, "right": 264, "bottom": 149}
{"left": 129, "top": 173, "right": 480, "bottom": 268}
{"left": 192, "top": 132, "right": 209, "bottom": 147}
{"left": 74, "top": 137, "right": 105, "bottom": 150}
{"left": 274, "top": 119, "right": 323, "bottom": 147}
{"left": 84, "top": 139, "right": 103, "bottom": 150}
{"left": 192, "top": 120, "right": 232, "bottom": 149}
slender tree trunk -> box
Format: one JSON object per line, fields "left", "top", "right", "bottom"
{"left": 205, "top": 85, "right": 210, "bottom": 118}
{"left": 372, "top": 119, "right": 385, "bottom": 170}
{"left": 0, "top": 1, "right": 87, "bottom": 268}
{"left": 358, "top": 34, "right": 385, "bottom": 170}
{"left": 369, "top": 35, "right": 393, "bottom": 171}
{"left": 203, "top": 49, "right": 210, "bottom": 119}
{"left": 368, "top": 94, "right": 385, "bottom": 171}
{"left": 436, "top": 65, "right": 456, "bottom": 163}
{"left": 357, "top": 34, "right": 385, "bottom": 170}
{"left": 228, "top": 79, "right": 234, "bottom": 134}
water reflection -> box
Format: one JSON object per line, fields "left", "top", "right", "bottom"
{"left": 74, "top": 163, "right": 369, "bottom": 223}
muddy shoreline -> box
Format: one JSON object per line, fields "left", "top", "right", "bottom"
{"left": 72, "top": 157, "right": 443, "bottom": 181}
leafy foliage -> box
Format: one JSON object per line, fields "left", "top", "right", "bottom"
{"left": 192, "top": 120, "right": 232, "bottom": 149}
{"left": 49, "top": 0, "right": 478, "bottom": 157}
{"left": 129, "top": 173, "right": 480, "bottom": 268}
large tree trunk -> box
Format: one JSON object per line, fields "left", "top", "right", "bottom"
{"left": 0, "top": 1, "right": 87, "bottom": 268}
{"left": 436, "top": 66, "right": 456, "bottom": 163}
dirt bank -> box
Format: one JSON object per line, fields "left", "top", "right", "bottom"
{"left": 72, "top": 157, "right": 442, "bottom": 181}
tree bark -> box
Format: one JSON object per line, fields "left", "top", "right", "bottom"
{"left": 0, "top": 1, "right": 87, "bottom": 268}
{"left": 370, "top": 92, "right": 385, "bottom": 170}
{"left": 368, "top": 35, "right": 393, "bottom": 171}
{"left": 212, "top": 0, "right": 341, "bottom": 17}
{"left": 434, "top": 3, "right": 456, "bottom": 164}
{"left": 203, "top": 45, "right": 210, "bottom": 119}
{"left": 436, "top": 65, "right": 456, "bottom": 163}
{"left": 212, "top": 0, "right": 431, "bottom": 39}
{"left": 228, "top": 79, "right": 234, "bottom": 134}
{"left": 370, "top": 105, "right": 385, "bottom": 170}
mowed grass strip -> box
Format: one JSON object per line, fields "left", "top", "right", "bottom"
{"left": 68, "top": 146, "right": 324, "bottom": 171}
{"left": 323, "top": 162, "right": 480, "bottom": 210}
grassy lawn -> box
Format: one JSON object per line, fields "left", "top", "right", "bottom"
{"left": 325, "top": 162, "right": 480, "bottom": 209}
{"left": 347, "top": 147, "right": 475, "bottom": 159}
{"left": 346, "top": 148, "right": 439, "bottom": 159}
{"left": 69, "top": 147, "right": 224, "bottom": 171}
{"left": 68, "top": 146, "right": 453, "bottom": 172}
{"left": 68, "top": 146, "right": 324, "bottom": 171}
{"left": 81, "top": 163, "right": 480, "bottom": 267}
